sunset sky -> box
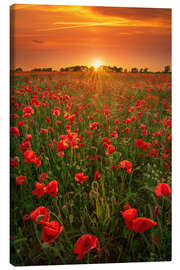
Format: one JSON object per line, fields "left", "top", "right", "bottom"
{"left": 10, "top": 4, "right": 171, "bottom": 71}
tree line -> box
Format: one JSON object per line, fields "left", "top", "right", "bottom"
{"left": 12, "top": 65, "right": 171, "bottom": 73}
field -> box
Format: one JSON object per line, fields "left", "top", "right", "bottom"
{"left": 10, "top": 71, "right": 171, "bottom": 265}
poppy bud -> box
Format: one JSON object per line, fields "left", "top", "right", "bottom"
{"left": 153, "top": 205, "right": 159, "bottom": 218}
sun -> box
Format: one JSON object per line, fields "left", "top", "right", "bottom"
{"left": 92, "top": 59, "right": 103, "bottom": 70}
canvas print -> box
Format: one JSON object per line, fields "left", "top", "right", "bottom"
{"left": 10, "top": 4, "right": 172, "bottom": 266}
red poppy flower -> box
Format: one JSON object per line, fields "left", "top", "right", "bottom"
{"left": 23, "top": 150, "right": 41, "bottom": 166}
{"left": 45, "top": 117, "right": 51, "bottom": 123}
{"left": 150, "top": 149, "right": 158, "bottom": 157}
{"left": 32, "top": 182, "right": 46, "bottom": 198}
{"left": 32, "top": 156, "right": 42, "bottom": 167}
{"left": 24, "top": 150, "right": 36, "bottom": 162}
{"left": 52, "top": 107, "right": 61, "bottom": 116}
{"left": 89, "top": 122, "right": 98, "bottom": 130}
{"left": 102, "top": 137, "right": 112, "bottom": 147}
{"left": 141, "top": 130, "right": 148, "bottom": 137}
{"left": 121, "top": 208, "right": 138, "bottom": 230}
{"left": 19, "top": 141, "right": 31, "bottom": 152}
{"left": 16, "top": 176, "right": 26, "bottom": 185}
{"left": 23, "top": 106, "right": 34, "bottom": 114}
{"left": 57, "top": 151, "right": 64, "bottom": 157}
{"left": 29, "top": 206, "right": 50, "bottom": 224}
{"left": 55, "top": 120, "right": 61, "bottom": 126}
{"left": 112, "top": 164, "right": 119, "bottom": 170}
{"left": 153, "top": 131, "right": 163, "bottom": 137}
{"left": 109, "top": 131, "right": 118, "bottom": 138}
{"left": 10, "top": 158, "right": 18, "bottom": 167}
{"left": 57, "top": 140, "right": 69, "bottom": 152}
{"left": 74, "top": 234, "right": 100, "bottom": 260}
{"left": 105, "top": 144, "right": 115, "bottom": 155}
{"left": 80, "top": 142, "right": 85, "bottom": 147}
{"left": 121, "top": 208, "right": 138, "bottom": 221}
{"left": 25, "top": 134, "right": 32, "bottom": 141}
{"left": 119, "top": 160, "right": 132, "bottom": 173}
{"left": 10, "top": 127, "right": 20, "bottom": 136}
{"left": 94, "top": 171, "right": 101, "bottom": 179}
{"left": 168, "top": 135, "right": 172, "bottom": 141}
{"left": 132, "top": 217, "right": 157, "bottom": 233}
{"left": 155, "top": 183, "right": 171, "bottom": 197}
{"left": 22, "top": 113, "right": 31, "bottom": 118}
{"left": 40, "top": 128, "right": 47, "bottom": 134}
{"left": 42, "top": 221, "right": 63, "bottom": 243}
{"left": 142, "top": 142, "right": 151, "bottom": 151}
{"left": 10, "top": 113, "right": 19, "bottom": 119}
{"left": 75, "top": 172, "right": 88, "bottom": 183}
{"left": 71, "top": 140, "right": 78, "bottom": 149}
{"left": 17, "top": 120, "right": 25, "bottom": 127}
{"left": 39, "top": 173, "right": 48, "bottom": 183}
{"left": 134, "top": 139, "right": 144, "bottom": 148}
{"left": 48, "top": 127, "right": 54, "bottom": 133}
{"left": 45, "top": 180, "right": 58, "bottom": 198}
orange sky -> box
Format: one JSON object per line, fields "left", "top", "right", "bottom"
{"left": 10, "top": 4, "right": 171, "bottom": 71}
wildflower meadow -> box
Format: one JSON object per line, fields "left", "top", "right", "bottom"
{"left": 10, "top": 71, "right": 171, "bottom": 265}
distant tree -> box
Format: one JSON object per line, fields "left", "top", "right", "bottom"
{"left": 89, "top": 66, "right": 95, "bottom": 72}
{"left": 114, "top": 67, "right": 123, "bottom": 72}
{"left": 164, "top": 65, "right": 170, "bottom": 73}
{"left": 139, "top": 68, "right": 143, "bottom": 73}
{"left": 112, "top": 66, "right": 118, "bottom": 72}
{"left": 107, "top": 66, "right": 115, "bottom": 72}
{"left": 124, "top": 68, "right": 127, "bottom": 73}
{"left": 81, "top": 66, "right": 88, "bottom": 72}
{"left": 15, "top": 67, "right": 23, "bottom": 72}
{"left": 42, "top": 68, "right": 52, "bottom": 72}
{"left": 144, "top": 68, "right": 148, "bottom": 73}
{"left": 131, "top": 67, "right": 138, "bottom": 73}
{"left": 32, "top": 68, "right": 40, "bottom": 71}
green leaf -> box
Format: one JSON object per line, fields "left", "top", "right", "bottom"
{"left": 35, "top": 215, "right": 45, "bottom": 223}
{"left": 42, "top": 242, "right": 50, "bottom": 249}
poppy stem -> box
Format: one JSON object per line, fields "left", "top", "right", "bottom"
{"left": 53, "top": 199, "right": 64, "bottom": 227}
{"left": 70, "top": 147, "right": 73, "bottom": 165}
{"left": 33, "top": 223, "right": 41, "bottom": 245}
{"left": 87, "top": 253, "right": 90, "bottom": 264}
{"left": 33, "top": 223, "right": 51, "bottom": 260}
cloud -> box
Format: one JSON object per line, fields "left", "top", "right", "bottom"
{"left": 88, "top": 7, "right": 171, "bottom": 25}
{"left": 43, "top": 22, "right": 114, "bottom": 31}
{"left": 32, "top": 40, "right": 44, "bottom": 44}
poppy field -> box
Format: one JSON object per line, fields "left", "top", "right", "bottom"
{"left": 10, "top": 71, "right": 171, "bottom": 265}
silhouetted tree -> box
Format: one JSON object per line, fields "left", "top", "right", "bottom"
{"left": 164, "top": 65, "right": 170, "bottom": 73}
{"left": 144, "top": 68, "right": 148, "bottom": 73}
{"left": 15, "top": 67, "right": 23, "bottom": 72}
{"left": 89, "top": 66, "right": 95, "bottom": 72}
{"left": 31, "top": 68, "right": 52, "bottom": 72}
{"left": 113, "top": 66, "right": 118, "bottom": 72}
{"left": 131, "top": 67, "right": 138, "bottom": 73}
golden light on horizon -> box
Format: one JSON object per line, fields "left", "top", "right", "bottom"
{"left": 92, "top": 59, "right": 103, "bottom": 70}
